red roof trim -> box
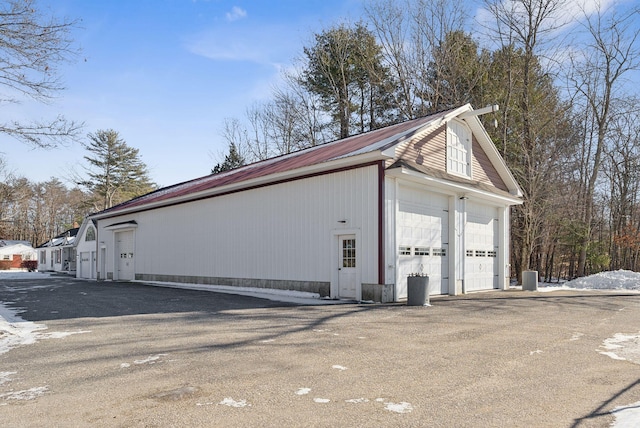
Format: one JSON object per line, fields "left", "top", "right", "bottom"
{"left": 96, "top": 110, "right": 456, "bottom": 217}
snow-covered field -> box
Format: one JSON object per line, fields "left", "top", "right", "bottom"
{"left": 1, "top": 269, "right": 640, "bottom": 424}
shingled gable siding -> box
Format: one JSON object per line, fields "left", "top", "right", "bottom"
{"left": 471, "top": 136, "right": 509, "bottom": 191}
{"left": 387, "top": 123, "right": 508, "bottom": 192}
{"left": 390, "top": 124, "right": 447, "bottom": 171}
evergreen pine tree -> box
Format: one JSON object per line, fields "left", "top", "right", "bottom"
{"left": 211, "top": 143, "right": 246, "bottom": 174}
{"left": 80, "top": 129, "right": 155, "bottom": 210}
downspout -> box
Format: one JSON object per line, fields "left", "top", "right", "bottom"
{"left": 378, "top": 161, "right": 385, "bottom": 286}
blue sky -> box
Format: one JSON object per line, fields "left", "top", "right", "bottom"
{"left": 3, "top": 0, "right": 369, "bottom": 188}
{"left": 2, "top": 0, "right": 631, "bottom": 188}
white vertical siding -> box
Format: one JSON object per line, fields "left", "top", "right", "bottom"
{"left": 99, "top": 165, "right": 380, "bottom": 284}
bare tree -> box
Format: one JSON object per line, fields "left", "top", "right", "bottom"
{"left": 566, "top": 3, "right": 640, "bottom": 276}
{"left": 366, "top": 0, "right": 469, "bottom": 118}
{"left": 604, "top": 102, "right": 640, "bottom": 271}
{"left": 0, "top": 0, "right": 82, "bottom": 147}
{"left": 482, "top": 0, "right": 571, "bottom": 281}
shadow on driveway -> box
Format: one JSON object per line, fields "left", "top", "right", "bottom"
{"left": 0, "top": 277, "right": 301, "bottom": 322}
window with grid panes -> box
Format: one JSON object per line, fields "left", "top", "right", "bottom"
{"left": 342, "top": 239, "right": 356, "bottom": 267}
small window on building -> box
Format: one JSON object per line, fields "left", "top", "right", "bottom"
{"left": 488, "top": 251, "right": 497, "bottom": 257}
{"left": 86, "top": 226, "right": 96, "bottom": 241}
{"left": 55, "top": 249, "right": 61, "bottom": 264}
{"left": 2, "top": 255, "right": 9, "bottom": 261}
{"left": 433, "top": 248, "right": 446, "bottom": 257}
{"left": 40, "top": 251, "right": 46, "bottom": 263}
{"left": 399, "top": 246, "right": 411, "bottom": 256}
{"left": 342, "top": 239, "right": 356, "bottom": 268}
{"left": 475, "top": 250, "right": 486, "bottom": 257}
{"left": 466, "top": 250, "right": 474, "bottom": 257}
{"left": 414, "top": 247, "right": 429, "bottom": 256}
{"left": 447, "top": 120, "right": 471, "bottom": 178}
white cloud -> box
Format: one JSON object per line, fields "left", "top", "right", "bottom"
{"left": 184, "top": 23, "right": 298, "bottom": 69}
{"left": 226, "top": 6, "right": 247, "bottom": 22}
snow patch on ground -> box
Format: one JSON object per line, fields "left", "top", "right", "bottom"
{"left": 0, "top": 271, "right": 51, "bottom": 280}
{"left": 136, "top": 280, "right": 353, "bottom": 305}
{"left": 134, "top": 354, "right": 168, "bottom": 365}
{"left": 537, "top": 270, "right": 640, "bottom": 293}
{"left": 218, "top": 397, "right": 250, "bottom": 407}
{"left": 0, "top": 301, "right": 90, "bottom": 356}
{"left": 599, "top": 333, "right": 640, "bottom": 365}
{"left": 0, "top": 372, "right": 16, "bottom": 386}
{"left": 384, "top": 401, "right": 413, "bottom": 414}
{"left": 346, "top": 398, "right": 369, "bottom": 403}
{"left": 611, "top": 401, "right": 640, "bottom": 427}
{"left": 0, "top": 386, "right": 48, "bottom": 401}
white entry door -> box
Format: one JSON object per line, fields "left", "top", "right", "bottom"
{"left": 116, "top": 230, "right": 135, "bottom": 281}
{"left": 338, "top": 235, "right": 357, "bottom": 299}
{"left": 79, "top": 252, "right": 90, "bottom": 279}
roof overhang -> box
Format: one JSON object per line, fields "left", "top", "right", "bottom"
{"left": 92, "top": 151, "right": 390, "bottom": 220}
{"left": 386, "top": 164, "right": 523, "bottom": 206}
{"left": 104, "top": 220, "right": 138, "bottom": 230}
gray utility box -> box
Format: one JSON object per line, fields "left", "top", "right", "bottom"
{"left": 407, "top": 275, "right": 430, "bottom": 306}
{"left": 522, "top": 270, "right": 538, "bottom": 291}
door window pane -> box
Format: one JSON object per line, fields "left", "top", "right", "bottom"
{"left": 342, "top": 239, "right": 356, "bottom": 268}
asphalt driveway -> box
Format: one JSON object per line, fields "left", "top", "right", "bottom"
{"left": 1, "top": 276, "right": 640, "bottom": 427}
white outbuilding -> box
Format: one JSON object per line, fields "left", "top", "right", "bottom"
{"left": 75, "top": 218, "right": 98, "bottom": 280}
{"left": 89, "top": 105, "right": 523, "bottom": 302}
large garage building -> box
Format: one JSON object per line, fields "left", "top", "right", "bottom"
{"left": 82, "top": 104, "right": 522, "bottom": 302}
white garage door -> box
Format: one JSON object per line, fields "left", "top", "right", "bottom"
{"left": 465, "top": 202, "right": 499, "bottom": 292}
{"left": 397, "top": 185, "right": 449, "bottom": 299}
{"left": 116, "top": 231, "right": 135, "bottom": 281}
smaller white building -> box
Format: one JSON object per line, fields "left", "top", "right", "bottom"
{"left": 37, "top": 228, "right": 79, "bottom": 273}
{"left": 76, "top": 218, "right": 98, "bottom": 280}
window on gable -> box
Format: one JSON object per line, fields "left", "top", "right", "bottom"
{"left": 86, "top": 226, "right": 96, "bottom": 241}
{"left": 447, "top": 120, "right": 471, "bottom": 178}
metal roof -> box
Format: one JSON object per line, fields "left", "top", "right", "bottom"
{"left": 96, "top": 110, "right": 453, "bottom": 217}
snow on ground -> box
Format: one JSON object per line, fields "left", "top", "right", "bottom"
{"left": 2, "top": 269, "right": 640, "bottom": 424}
{"left": 0, "top": 270, "right": 51, "bottom": 280}
{"left": 536, "top": 270, "right": 640, "bottom": 293}
{"left": 136, "top": 280, "right": 354, "bottom": 305}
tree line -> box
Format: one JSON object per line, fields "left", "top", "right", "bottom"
{"left": 214, "top": 0, "right": 640, "bottom": 281}
{"left": 0, "top": 130, "right": 155, "bottom": 246}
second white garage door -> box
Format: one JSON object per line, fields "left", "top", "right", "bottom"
{"left": 465, "top": 202, "right": 499, "bottom": 292}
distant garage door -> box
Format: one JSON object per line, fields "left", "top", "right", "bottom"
{"left": 396, "top": 185, "right": 449, "bottom": 299}
{"left": 116, "top": 230, "right": 135, "bottom": 281}
{"left": 465, "top": 202, "right": 499, "bottom": 292}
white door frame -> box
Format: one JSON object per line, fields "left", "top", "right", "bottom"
{"left": 330, "top": 228, "right": 361, "bottom": 300}
{"left": 115, "top": 229, "right": 136, "bottom": 281}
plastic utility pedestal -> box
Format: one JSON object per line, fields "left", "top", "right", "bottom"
{"left": 522, "top": 271, "right": 538, "bottom": 291}
{"left": 407, "top": 275, "right": 430, "bottom": 306}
